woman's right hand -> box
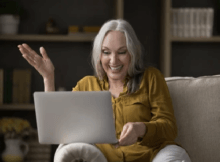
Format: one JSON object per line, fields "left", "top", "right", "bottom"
{"left": 18, "top": 43, "right": 55, "bottom": 80}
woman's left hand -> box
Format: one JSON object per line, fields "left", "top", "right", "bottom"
{"left": 115, "top": 122, "right": 146, "bottom": 147}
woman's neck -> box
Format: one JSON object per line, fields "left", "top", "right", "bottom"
{"left": 108, "top": 78, "right": 124, "bottom": 90}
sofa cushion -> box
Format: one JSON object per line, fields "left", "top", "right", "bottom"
{"left": 165, "top": 74, "right": 220, "bottom": 162}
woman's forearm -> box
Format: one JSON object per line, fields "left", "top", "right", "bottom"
{"left": 44, "top": 75, "right": 55, "bottom": 92}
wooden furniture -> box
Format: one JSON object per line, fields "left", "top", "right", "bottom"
{"left": 24, "top": 129, "right": 51, "bottom": 162}
{"left": 160, "top": 0, "right": 220, "bottom": 77}
{"left": 0, "top": 0, "right": 124, "bottom": 43}
{"left": 0, "top": 33, "right": 97, "bottom": 42}
{"left": 0, "top": 0, "right": 124, "bottom": 111}
{"left": 0, "top": 104, "right": 34, "bottom": 110}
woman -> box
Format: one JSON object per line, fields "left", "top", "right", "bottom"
{"left": 18, "top": 19, "right": 191, "bottom": 162}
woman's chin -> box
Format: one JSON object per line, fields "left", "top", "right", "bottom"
{"left": 107, "top": 73, "right": 125, "bottom": 81}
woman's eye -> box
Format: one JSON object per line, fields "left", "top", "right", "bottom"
{"left": 118, "top": 51, "right": 126, "bottom": 54}
{"left": 102, "top": 51, "right": 110, "bottom": 54}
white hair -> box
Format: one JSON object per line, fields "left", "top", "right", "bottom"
{"left": 91, "top": 19, "right": 148, "bottom": 93}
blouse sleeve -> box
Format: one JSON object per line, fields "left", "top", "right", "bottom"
{"left": 72, "top": 83, "right": 79, "bottom": 91}
{"left": 72, "top": 77, "right": 86, "bottom": 92}
{"left": 137, "top": 68, "right": 178, "bottom": 147}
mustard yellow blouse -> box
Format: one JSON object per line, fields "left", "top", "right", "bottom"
{"left": 72, "top": 67, "right": 181, "bottom": 162}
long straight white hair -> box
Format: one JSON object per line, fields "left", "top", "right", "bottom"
{"left": 91, "top": 19, "right": 148, "bottom": 93}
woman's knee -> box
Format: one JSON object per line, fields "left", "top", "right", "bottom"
{"left": 152, "top": 145, "right": 191, "bottom": 162}
{"left": 54, "top": 143, "right": 107, "bottom": 162}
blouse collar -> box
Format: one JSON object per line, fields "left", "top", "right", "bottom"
{"left": 101, "top": 75, "right": 129, "bottom": 95}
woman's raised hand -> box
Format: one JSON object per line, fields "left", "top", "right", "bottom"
{"left": 18, "top": 43, "right": 55, "bottom": 80}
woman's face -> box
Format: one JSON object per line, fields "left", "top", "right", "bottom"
{"left": 100, "top": 31, "right": 131, "bottom": 82}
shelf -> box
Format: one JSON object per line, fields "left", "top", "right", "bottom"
{"left": 160, "top": 0, "right": 220, "bottom": 77}
{"left": 0, "top": 104, "right": 35, "bottom": 110}
{"left": 171, "top": 36, "right": 220, "bottom": 42}
{"left": 0, "top": 33, "right": 98, "bottom": 42}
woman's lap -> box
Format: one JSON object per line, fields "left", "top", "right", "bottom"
{"left": 54, "top": 143, "right": 191, "bottom": 162}
{"left": 152, "top": 145, "right": 191, "bottom": 162}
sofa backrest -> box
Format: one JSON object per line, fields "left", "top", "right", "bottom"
{"left": 165, "top": 75, "right": 220, "bottom": 162}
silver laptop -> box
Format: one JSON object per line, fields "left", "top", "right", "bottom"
{"left": 33, "top": 91, "right": 119, "bottom": 145}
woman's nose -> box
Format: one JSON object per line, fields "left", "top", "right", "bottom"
{"left": 110, "top": 53, "right": 119, "bottom": 64}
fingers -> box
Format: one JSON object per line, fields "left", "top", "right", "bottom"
{"left": 120, "top": 124, "right": 129, "bottom": 139}
{"left": 118, "top": 126, "right": 130, "bottom": 146}
{"left": 18, "top": 43, "right": 38, "bottom": 66}
{"left": 22, "top": 54, "right": 36, "bottom": 66}
{"left": 18, "top": 46, "right": 30, "bottom": 57}
{"left": 18, "top": 44, "right": 29, "bottom": 55}
{"left": 22, "top": 43, "right": 34, "bottom": 53}
{"left": 18, "top": 43, "right": 38, "bottom": 58}
{"left": 39, "top": 46, "right": 49, "bottom": 59}
{"left": 120, "top": 127, "right": 131, "bottom": 142}
{"left": 118, "top": 123, "right": 138, "bottom": 146}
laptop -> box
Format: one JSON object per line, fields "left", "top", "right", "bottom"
{"left": 33, "top": 91, "right": 119, "bottom": 145}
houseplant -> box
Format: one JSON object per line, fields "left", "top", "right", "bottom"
{"left": 0, "top": 0, "right": 24, "bottom": 34}
{"left": 0, "top": 117, "right": 33, "bottom": 162}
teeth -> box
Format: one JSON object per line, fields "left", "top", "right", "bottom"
{"left": 110, "top": 65, "right": 123, "bottom": 70}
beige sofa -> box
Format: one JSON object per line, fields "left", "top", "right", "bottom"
{"left": 54, "top": 74, "right": 220, "bottom": 162}
{"left": 165, "top": 74, "right": 220, "bottom": 162}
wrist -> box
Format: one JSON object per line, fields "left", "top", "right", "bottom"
{"left": 43, "top": 74, "right": 55, "bottom": 92}
{"left": 136, "top": 122, "right": 147, "bottom": 138}
{"left": 43, "top": 74, "right": 54, "bottom": 82}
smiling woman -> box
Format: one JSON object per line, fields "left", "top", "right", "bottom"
{"left": 18, "top": 19, "right": 191, "bottom": 162}
{"left": 70, "top": 19, "right": 191, "bottom": 162}
{"left": 100, "top": 31, "right": 131, "bottom": 97}
{"left": 92, "top": 19, "right": 146, "bottom": 94}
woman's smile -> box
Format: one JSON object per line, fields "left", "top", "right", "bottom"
{"left": 109, "top": 65, "right": 123, "bottom": 71}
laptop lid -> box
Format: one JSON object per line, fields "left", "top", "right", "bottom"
{"left": 33, "top": 91, "right": 118, "bottom": 144}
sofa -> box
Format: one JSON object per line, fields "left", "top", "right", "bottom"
{"left": 165, "top": 74, "right": 220, "bottom": 162}
{"left": 54, "top": 74, "right": 220, "bottom": 162}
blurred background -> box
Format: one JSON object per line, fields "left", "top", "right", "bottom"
{"left": 0, "top": 0, "right": 220, "bottom": 161}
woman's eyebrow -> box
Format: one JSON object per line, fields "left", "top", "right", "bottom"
{"left": 102, "top": 46, "right": 127, "bottom": 50}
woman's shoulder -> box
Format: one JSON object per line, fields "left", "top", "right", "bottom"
{"left": 143, "top": 66, "right": 164, "bottom": 79}
{"left": 73, "top": 75, "right": 102, "bottom": 91}
{"left": 76, "top": 75, "right": 101, "bottom": 87}
{"left": 78, "top": 75, "right": 99, "bottom": 83}
{"left": 138, "top": 66, "right": 166, "bottom": 93}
